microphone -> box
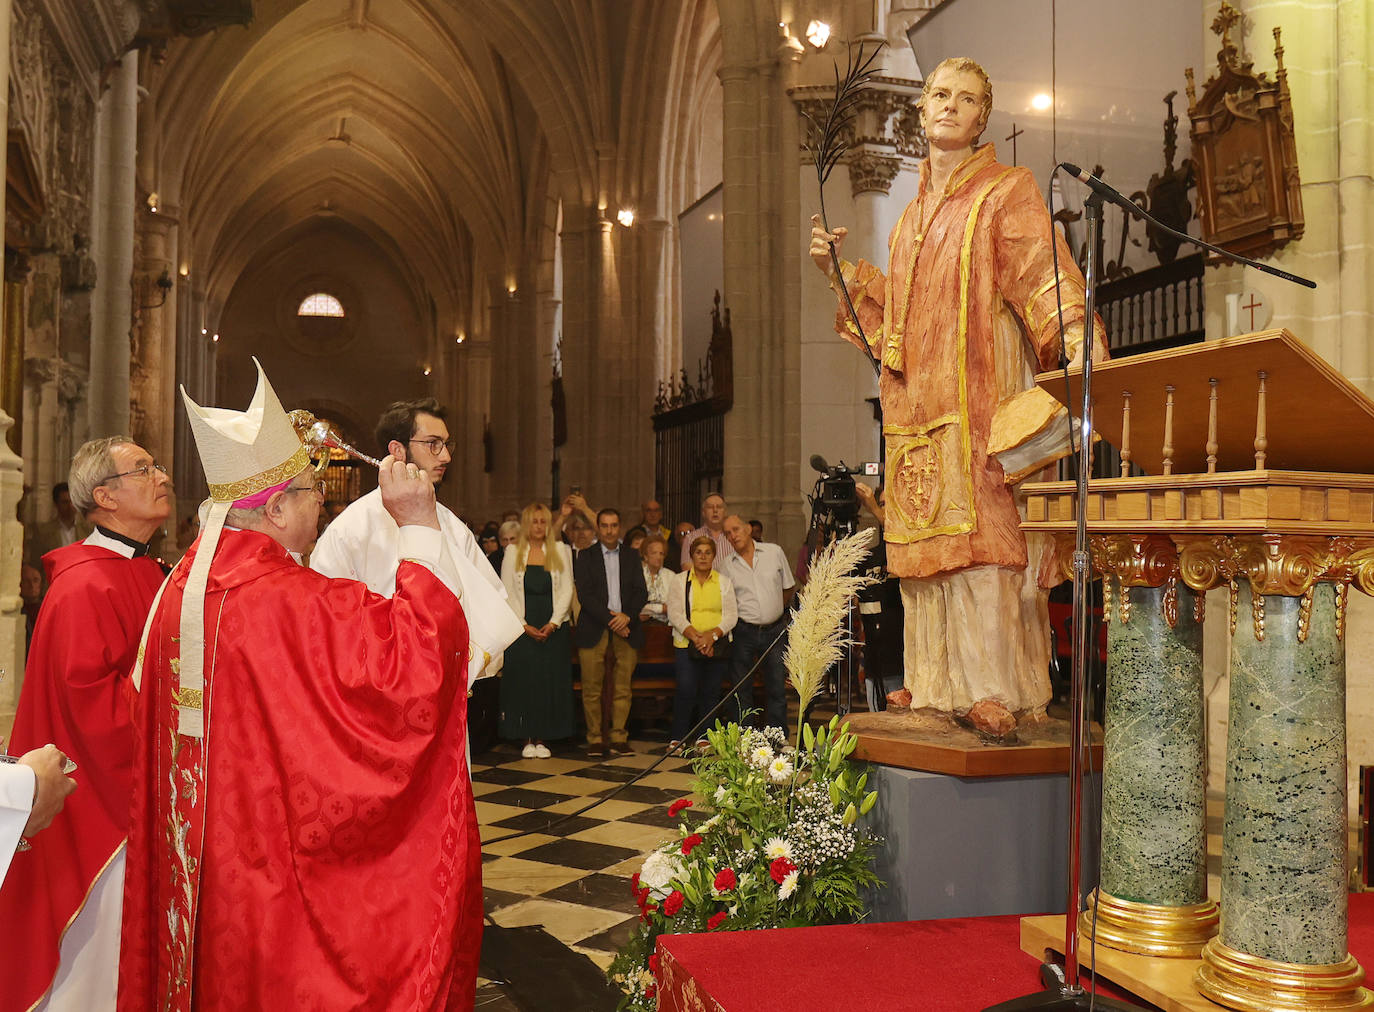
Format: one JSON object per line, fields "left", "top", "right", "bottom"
{"left": 1058, "top": 163, "right": 1141, "bottom": 218}
{"left": 1058, "top": 161, "right": 1316, "bottom": 289}
{"left": 809, "top": 453, "right": 832, "bottom": 475}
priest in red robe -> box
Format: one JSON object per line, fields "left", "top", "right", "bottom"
{"left": 119, "top": 361, "right": 483, "bottom": 1012}
{"left": 0, "top": 436, "right": 171, "bottom": 1010}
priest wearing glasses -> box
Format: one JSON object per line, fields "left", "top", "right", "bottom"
{"left": 0, "top": 437, "right": 172, "bottom": 1011}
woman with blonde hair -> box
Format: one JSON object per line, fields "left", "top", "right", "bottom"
{"left": 499, "top": 502, "right": 575, "bottom": 757}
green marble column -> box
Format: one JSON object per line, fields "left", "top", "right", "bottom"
{"left": 1099, "top": 582, "right": 1208, "bottom": 907}
{"left": 1221, "top": 583, "right": 1347, "bottom": 964}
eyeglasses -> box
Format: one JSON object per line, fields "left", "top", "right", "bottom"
{"left": 408, "top": 437, "right": 456, "bottom": 455}
{"left": 282, "top": 481, "right": 325, "bottom": 498}
{"left": 98, "top": 463, "right": 168, "bottom": 485}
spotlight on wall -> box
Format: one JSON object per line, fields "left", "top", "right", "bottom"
{"left": 146, "top": 192, "right": 160, "bottom": 214}
{"left": 178, "top": 264, "right": 190, "bottom": 278}
{"left": 212, "top": 333, "right": 220, "bottom": 343}
{"left": 616, "top": 208, "right": 635, "bottom": 227}
{"left": 805, "top": 20, "right": 831, "bottom": 49}
{"left": 506, "top": 282, "right": 518, "bottom": 298}
{"left": 455, "top": 332, "right": 466, "bottom": 345}
{"left": 1031, "top": 92, "right": 1053, "bottom": 111}
{"left": 200, "top": 327, "right": 208, "bottom": 335}
{"left": 423, "top": 365, "right": 432, "bottom": 377}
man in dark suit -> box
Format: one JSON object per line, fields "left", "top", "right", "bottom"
{"left": 573, "top": 507, "right": 648, "bottom": 758}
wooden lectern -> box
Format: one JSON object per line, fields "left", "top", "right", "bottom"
{"left": 1021, "top": 329, "right": 1374, "bottom": 1011}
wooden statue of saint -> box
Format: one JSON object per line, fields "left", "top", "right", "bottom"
{"left": 809, "top": 56, "right": 1107, "bottom": 737}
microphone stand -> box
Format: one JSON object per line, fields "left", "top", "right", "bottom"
{"left": 988, "top": 173, "right": 1314, "bottom": 1011}
{"left": 985, "top": 194, "right": 1140, "bottom": 1012}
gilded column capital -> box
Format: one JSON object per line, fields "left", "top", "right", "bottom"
{"left": 1230, "top": 534, "right": 1334, "bottom": 597}
{"left": 1176, "top": 535, "right": 1238, "bottom": 593}
{"left": 1091, "top": 534, "right": 1179, "bottom": 587}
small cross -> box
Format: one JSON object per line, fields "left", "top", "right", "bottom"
{"left": 1241, "top": 293, "right": 1263, "bottom": 330}
{"left": 1005, "top": 122, "right": 1025, "bottom": 166}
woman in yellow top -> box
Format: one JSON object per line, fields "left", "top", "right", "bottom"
{"left": 666, "top": 536, "right": 738, "bottom": 749}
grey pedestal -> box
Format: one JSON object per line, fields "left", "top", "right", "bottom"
{"left": 863, "top": 764, "right": 1099, "bottom": 923}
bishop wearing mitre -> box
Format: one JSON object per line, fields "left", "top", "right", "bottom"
{"left": 118, "top": 361, "right": 483, "bottom": 1011}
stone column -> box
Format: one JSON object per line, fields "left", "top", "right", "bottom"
{"left": 130, "top": 212, "right": 177, "bottom": 462}
{"left": 1081, "top": 536, "right": 1217, "bottom": 956}
{"left": 1193, "top": 536, "right": 1371, "bottom": 1010}
{"left": 0, "top": 0, "right": 23, "bottom": 728}
{"left": 88, "top": 49, "right": 138, "bottom": 438}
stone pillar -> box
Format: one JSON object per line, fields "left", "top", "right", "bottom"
{"left": 1082, "top": 536, "right": 1217, "bottom": 956}
{"left": 1193, "top": 536, "right": 1371, "bottom": 1010}
{"left": 130, "top": 212, "right": 177, "bottom": 462}
{"left": 0, "top": 0, "right": 23, "bottom": 729}
{"left": 88, "top": 49, "right": 138, "bottom": 438}
{"left": 1, "top": 252, "right": 27, "bottom": 456}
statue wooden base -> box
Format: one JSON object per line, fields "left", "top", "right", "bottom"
{"left": 845, "top": 710, "right": 1103, "bottom": 778}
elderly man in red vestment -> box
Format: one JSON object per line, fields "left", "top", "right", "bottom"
{"left": 118, "top": 361, "right": 482, "bottom": 1012}
{"left": 811, "top": 57, "right": 1106, "bottom": 736}
{"left": 0, "top": 436, "right": 171, "bottom": 1010}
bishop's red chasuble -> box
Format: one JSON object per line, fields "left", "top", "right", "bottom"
{"left": 0, "top": 542, "right": 165, "bottom": 1009}
{"left": 836, "top": 143, "right": 1104, "bottom": 581}
{"left": 118, "top": 530, "right": 481, "bottom": 1012}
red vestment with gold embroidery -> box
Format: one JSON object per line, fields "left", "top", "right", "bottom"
{"left": 0, "top": 543, "right": 165, "bottom": 1009}
{"left": 118, "top": 530, "right": 480, "bottom": 1011}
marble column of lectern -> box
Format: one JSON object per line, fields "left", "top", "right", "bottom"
{"left": 1079, "top": 537, "right": 1217, "bottom": 957}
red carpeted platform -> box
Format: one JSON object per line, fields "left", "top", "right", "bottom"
{"left": 654, "top": 893, "right": 1374, "bottom": 1012}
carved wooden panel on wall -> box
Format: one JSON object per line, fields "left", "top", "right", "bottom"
{"left": 1185, "top": 2, "right": 1304, "bottom": 262}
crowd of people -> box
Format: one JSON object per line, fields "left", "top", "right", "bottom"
{"left": 446, "top": 489, "right": 796, "bottom": 759}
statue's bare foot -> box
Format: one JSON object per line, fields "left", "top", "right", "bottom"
{"left": 963, "top": 699, "right": 1018, "bottom": 741}
{"left": 886, "top": 687, "right": 912, "bottom": 708}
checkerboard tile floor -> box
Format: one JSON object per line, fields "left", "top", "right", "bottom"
{"left": 474, "top": 738, "right": 696, "bottom": 977}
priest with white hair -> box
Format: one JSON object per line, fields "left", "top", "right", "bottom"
{"left": 118, "top": 361, "right": 484, "bottom": 1012}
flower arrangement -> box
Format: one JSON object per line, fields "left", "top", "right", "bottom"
{"left": 607, "top": 719, "right": 881, "bottom": 1011}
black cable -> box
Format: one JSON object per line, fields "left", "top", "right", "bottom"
{"left": 479, "top": 619, "right": 791, "bottom": 846}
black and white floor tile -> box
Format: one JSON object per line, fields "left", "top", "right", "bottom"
{"left": 474, "top": 738, "right": 695, "bottom": 1010}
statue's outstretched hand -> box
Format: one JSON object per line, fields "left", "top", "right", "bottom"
{"left": 809, "top": 214, "right": 847, "bottom": 279}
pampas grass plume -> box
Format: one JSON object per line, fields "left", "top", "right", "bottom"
{"left": 784, "top": 529, "right": 878, "bottom": 743}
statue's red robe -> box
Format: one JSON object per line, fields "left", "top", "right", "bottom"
{"left": 0, "top": 541, "right": 165, "bottom": 1010}
{"left": 118, "top": 530, "right": 481, "bottom": 1012}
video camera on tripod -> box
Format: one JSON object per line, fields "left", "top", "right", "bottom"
{"left": 807, "top": 454, "right": 880, "bottom": 536}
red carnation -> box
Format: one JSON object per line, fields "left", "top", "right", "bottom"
{"left": 681, "top": 833, "right": 704, "bottom": 856}
{"left": 668, "top": 798, "right": 694, "bottom": 817}
{"left": 646, "top": 984, "right": 656, "bottom": 1000}
{"left": 769, "top": 856, "right": 797, "bottom": 884}
{"left": 713, "top": 867, "right": 737, "bottom": 892}
{"left": 662, "top": 890, "right": 685, "bottom": 916}
{"left": 649, "top": 953, "right": 661, "bottom": 975}
{"left": 707, "top": 911, "right": 728, "bottom": 930}
{"left": 630, "top": 872, "right": 640, "bottom": 892}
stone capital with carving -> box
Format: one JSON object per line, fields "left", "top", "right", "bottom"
{"left": 847, "top": 149, "right": 901, "bottom": 197}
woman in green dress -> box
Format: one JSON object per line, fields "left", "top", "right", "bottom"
{"left": 498, "top": 502, "right": 575, "bottom": 757}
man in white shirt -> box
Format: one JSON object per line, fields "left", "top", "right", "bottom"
{"left": 0, "top": 744, "right": 76, "bottom": 886}
{"left": 721, "top": 514, "right": 795, "bottom": 729}
{"left": 310, "top": 398, "right": 522, "bottom": 686}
